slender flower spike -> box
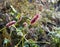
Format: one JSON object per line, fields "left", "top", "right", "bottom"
{"left": 31, "top": 14, "right": 40, "bottom": 24}
{"left": 6, "top": 21, "right": 16, "bottom": 27}
{"left": 23, "top": 22, "right": 28, "bottom": 27}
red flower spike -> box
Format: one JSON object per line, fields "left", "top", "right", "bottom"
{"left": 6, "top": 21, "right": 16, "bottom": 27}
{"left": 23, "top": 22, "right": 28, "bottom": 27}
{"left": 31, "top": 14, "right": 40, "bottom": 24}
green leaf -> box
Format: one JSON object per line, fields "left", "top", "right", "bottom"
{"left": 4, "top": 38, "right": 10, "bottom": 44}
{"left": 10, "top": 5, "right": 17, "bottom": 13}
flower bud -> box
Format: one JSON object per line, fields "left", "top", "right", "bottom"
{"left": 23, "top": 22, "right": 28, "bottom": 27}
{"left": 6, "top": 21, "right": 16, "bottom": 27}
{"left": 31, "top": 14, "right": 40, "bottom": 24}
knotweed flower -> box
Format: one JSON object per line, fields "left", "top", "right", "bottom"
{"left": 6, "top": 21, "right": 16, "bottom": 27}
{"left": 31, "top": 14, "right": 40, "bottom": 24}
{"left": 23, "top": 22, "right": 28, "bottom": 27}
